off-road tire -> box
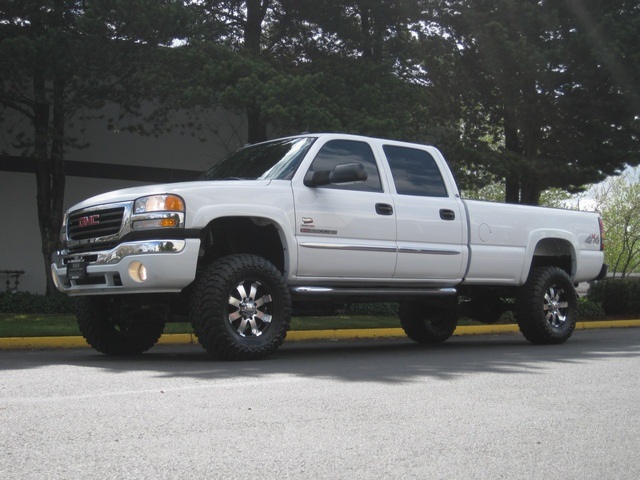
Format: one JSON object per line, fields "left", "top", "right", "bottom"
{"left": 399, "top": 302, "right": 458, "bottom": 344}
{"left": 515, "top": 266, "right": 577, "bottom": 345}
{"left": 77, "top": 296, "right": 166, "bottom": 355}
{"left": 190, "top": 254, "right": 291, "bottom": 360}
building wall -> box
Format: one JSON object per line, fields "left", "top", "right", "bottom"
{"left": 0, "top": 107, "right": 247, "bottom": 294}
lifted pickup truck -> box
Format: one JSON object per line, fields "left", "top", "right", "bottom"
{"left": 52, "top": 133, "right": 607, "bottom": 359}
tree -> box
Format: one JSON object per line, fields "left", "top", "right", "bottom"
{"left": 177, "top": 0, "right": 454, "bottom": 146}
{"left": 462, "top": 182, "right": 574, "bottom": 208}
{"left": 432, "top": 0, "right": 640, "bottom": 205}
{"left": 0, "top": 0, "right": 188, "bottom": 294}
{"left": 590, "top": 168, "right": 640, "bottom": 278}
{"left": 184, "top": 0, "right": 282, "bottom": 143}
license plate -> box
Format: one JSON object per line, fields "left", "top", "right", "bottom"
{"left": 66, "top": 258, "right": 87, "bottom": 280}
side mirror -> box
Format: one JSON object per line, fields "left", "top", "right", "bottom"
{"left": 304, "top": 162, "right": 368, "bottom": 187}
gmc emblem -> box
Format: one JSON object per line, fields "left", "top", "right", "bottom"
{"left": 78, "top": 214, "right": 100, "bottom": 227}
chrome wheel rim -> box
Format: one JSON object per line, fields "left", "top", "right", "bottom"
{"left": 544, "top": 285, "right": 569, "bottom": 328}
{"left": 227, "top": 280, "right": 273, "bottom": 337}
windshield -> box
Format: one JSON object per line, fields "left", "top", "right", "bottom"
{"left": 199, "top": 137, "right": 316, "bottom": 181}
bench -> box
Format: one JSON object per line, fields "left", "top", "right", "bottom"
{"left": 1, "top": 270, "right": 25, "bottom": 293}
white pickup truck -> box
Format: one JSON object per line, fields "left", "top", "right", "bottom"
{"left": 51, "top": 133, "right": 607, "bottom": 359}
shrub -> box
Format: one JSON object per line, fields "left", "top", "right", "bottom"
{"left": 344, "top": 302, "right": 399, "bottom": 316}
{"left": 577, "top": 297, "right": 605, "bottom": 319}
{"left": 626, "top": 280, "right": 640, "bottom": 314}
{"left": 588, "top": 278, "right": 640, "bottom": 316}
{"left": 0, "top": 292, "right": 77, "bottom": 314}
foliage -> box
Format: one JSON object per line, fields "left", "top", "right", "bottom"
{"left": 2, "top": 0, "right": 640, "bottom": 296}
{"left": 432, "top": 0, "right": 640, "bottom": 205}
{"left": 577, "top": 297, "right": 606, "bottom": 320}
{"left": 0, "top": 0, "right": 190, "bottom": 294}
{"left": 588, "top": 278, "right": 640, "bottom": 316}
{"left": 0, "top": 292, "right": 76, "bottom": 315}
{"left": 344, "top": 302, "right": 399, "bottom": 317}
{"left": 588, "top": 168, "right": 640, "bottom": 277}
{"left": 463, "top": 182, "right": 575, "bottom": 209}
{"left": 163, "top": 1, "right": 453, "bottom": 146}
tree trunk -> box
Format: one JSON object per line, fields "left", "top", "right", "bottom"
{"left": 244, "top": 0, "right": 269, "bottom": 143}
{"left": 244, "top": 0, "right": 267, "bottom": 55}
{"left": 505, "top": 177, "right": 520, "bottom": 204}
{"left": 33, "top": 70, "right": 66, "bottom": 294}
{"left": 503, "top": 105, "right": 521, "bottom": 204}
{"left": 359, "top": 3, "right": 373, "bottom": 58}
{"left": 520, "top": 179, "right": 541, "bottom": 206}
{"left": 246, "top": 103, "right": 267, "bottom": 143}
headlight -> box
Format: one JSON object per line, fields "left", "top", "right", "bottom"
{"left": 59, "top": 215, "right": 68, "bottom": 245}
{"left": 134, "top": 194, "right": 185, "bottom": 214}
{"left": 132, "top": 194, "right": 185, "bottom": 231}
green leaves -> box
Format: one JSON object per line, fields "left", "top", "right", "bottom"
{"left": 434, "top": 0, "right": 640, "bottom": 203}
{"left": 592, "top": 169, "right": 640, "bottom": 277}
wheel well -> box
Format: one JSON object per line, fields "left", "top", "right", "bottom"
{"left": 530, "top": 238, "right": 575, "bottom": 278}
{"left": 197, "top": 217, "right": 286, "bottom": 274}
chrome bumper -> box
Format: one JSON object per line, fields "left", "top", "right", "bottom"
{"left": 51, "top": 238, "right": 200, "bottom": 296}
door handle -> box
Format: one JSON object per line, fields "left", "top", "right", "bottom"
{"left": 376, "top": 203, "right": 393, "bottom": 216}
{"left": 440, "top": 209, "right": 455, "bottom": 221}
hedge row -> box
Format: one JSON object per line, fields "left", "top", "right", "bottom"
{"left": 0, "top": 292, "right": 77, "bottom": 314}
{"left": 587, "top": 278, "right": 640, "bottom": 316}
{"left": 491, "top": 297, "right": 605, "bottom": 323}
{"left": 0, "top": 286, "right": 627, "bottom": 319}
{"left": 0, "top": 290, "right": 608, "bottom": 323}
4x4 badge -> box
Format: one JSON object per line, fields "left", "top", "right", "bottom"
{"left": 585, "top": 234, "right": 600, "bottom": 245}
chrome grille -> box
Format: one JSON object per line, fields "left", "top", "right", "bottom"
{"left": 68, "top": 207, "right": 125, "bottom": 241}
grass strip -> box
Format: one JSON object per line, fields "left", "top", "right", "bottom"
{"left": 2, "top": 313, "right": 621, "bottom": 339}
{"left": 0, "top": 313, "right": 403, "bottom": 338}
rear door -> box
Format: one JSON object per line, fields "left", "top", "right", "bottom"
{"left": 292, "top": 138, "right": 397, "bottom": 279}
{"left": 380, "top": 143, "right": 466, "bottom": 284}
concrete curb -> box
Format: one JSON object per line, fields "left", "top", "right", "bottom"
{"left": 1, "top": 320, "right": 640, "bottom": 350}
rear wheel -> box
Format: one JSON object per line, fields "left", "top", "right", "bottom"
{"left": 190, "top": 254, "right": 291, "bottom": 360}
{"left": 77, "top": 296, "right": 166, "bottom": 355}
{"left": 399, "top": 302, "right": 458, "bottom": 344}
{"left": 515, "top": 266, "right": 577, "bottom": 344}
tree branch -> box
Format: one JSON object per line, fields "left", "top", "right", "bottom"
{"left": 0, "top": 96, "right": 35, "bottom": 120}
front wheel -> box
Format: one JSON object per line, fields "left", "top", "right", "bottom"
{"left": 399, "top": 302, "right": 458, "bottom": 344}
{"left": 515, "top": 267, "right": 577, "bottom": 345}
{"left": 77, "top": 296, "right": 166, "bottom": 355}
{"left": 190, "top": 254, "right": 292, "bottom": 360}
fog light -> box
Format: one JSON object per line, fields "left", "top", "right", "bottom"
{"left": 128, "top": 261, "right": 148, "bottom": 283}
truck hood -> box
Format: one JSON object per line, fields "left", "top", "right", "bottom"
{"left": 67, "top": 179, "right": 273, "bottom": 212}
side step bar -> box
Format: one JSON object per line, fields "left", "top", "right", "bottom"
{"left": 291, "top": 286, "right": 457, "bottom": 301}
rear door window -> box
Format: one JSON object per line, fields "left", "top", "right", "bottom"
{"left": 383, "top": 145, "right": 447, "bottom": 197}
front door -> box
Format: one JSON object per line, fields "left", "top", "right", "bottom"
{"left": 292, "top": 138, "right": 397, "bottom": 279}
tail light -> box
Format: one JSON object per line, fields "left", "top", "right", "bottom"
{"left": 598, "top": 217, "right": 605, "bottom": 251}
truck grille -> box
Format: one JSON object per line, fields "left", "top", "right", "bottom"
{"left": 68, "top": 207, "right": 125, "bottom": 241}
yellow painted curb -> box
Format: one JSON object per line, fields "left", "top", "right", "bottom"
{"left": 576, "top": 319, "right": 640, "bottom": 330}
{"left": 1, "top": 320, "right": 640, "bottom": 350}
{"left": 0, "top": 336, "right": 89, "bottom": 349}
{"left": 156, "top": 333, "right": 197, "bottom": 345}
{"left": 455, "top": 324, "right": 520, "bottom": 335}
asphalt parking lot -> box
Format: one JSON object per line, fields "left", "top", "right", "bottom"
{"left": 2, "top": 327, "right": 640, "bottom": 479}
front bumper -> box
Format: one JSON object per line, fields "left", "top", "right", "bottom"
{"left": 51, "top": 238, "right": 201, "bottom": 296}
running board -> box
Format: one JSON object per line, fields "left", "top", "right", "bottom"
{"left": 291, "top": 286, "right": 457, "bottom": 301}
